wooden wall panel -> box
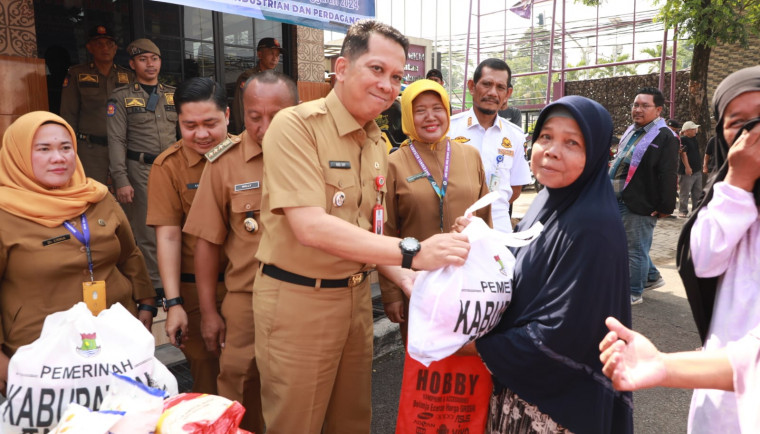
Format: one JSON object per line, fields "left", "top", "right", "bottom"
{"left": 297, "top": 81, "right": 330, "bottom": 103}
{"left": 0, "top": 55, "right": 48, "bottom": 137}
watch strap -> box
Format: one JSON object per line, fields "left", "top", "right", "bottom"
{"left": 401, "top": 252, "right": 414, "bottom": 269}
{"left": 162, "top": 296, "right": 184, "bottom": 311}
{"left": 137, "top": 303, "right": 158, "bottom": 318}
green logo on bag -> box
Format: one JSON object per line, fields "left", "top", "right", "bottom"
{"left": 493, "top": 255, "right": 510, "bottom": 277}
{"left": 77, "top": 332, "right": 101, "bottom": 357}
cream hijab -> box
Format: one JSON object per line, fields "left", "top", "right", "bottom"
{"left": 400, "top": 79, "right": 451, "bottom": 148}
{"left": 0, "top": 111, "right": 108, "bottom": 227}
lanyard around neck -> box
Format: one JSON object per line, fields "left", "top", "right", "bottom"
{"left": 408, "top": 140, "right": 451, "bottom": 231}
{"left": 63, "top": 214, "right": 94, "bottom": 282}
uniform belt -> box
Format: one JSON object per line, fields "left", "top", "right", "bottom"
{"left": 77, "top": 133, "right": 108, "bottom": 146}
{"left": 126, "top": 149, "right": 158, "bottom": 164}
{"left": 180, "top": 273, "right": 225, "bottom": 283}
{"left": 261, "top": 264, "right": 368, "bottom": 288}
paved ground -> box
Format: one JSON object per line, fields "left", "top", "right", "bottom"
{"left": 370, "top": 189, "right": 702, "bottom": 434}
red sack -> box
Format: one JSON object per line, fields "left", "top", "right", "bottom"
{"left": 396, "top": 352, "right": 493, "bottom": 433}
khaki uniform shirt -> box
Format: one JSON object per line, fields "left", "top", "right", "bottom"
{"left": 256, "top": 90, "right": 388, "bottom": 279}
{"left": 146, "top": 140, "right": 227, "bottom": 274}
{"left": 183, "top": 132, "right": 262, "bottom": 293}
{"left": 379, "top": 141, "right": 491, "bottom": 304}
{"left": 107, "top": 83, "right": 178, "bottom": 189}
{"left": 60, "top": 62, "right": 133, "bottom": 137}
{"left": 229, "top": 64, "right": 263, "bottom": 135}
{"left": 0, "top": 196, "right": 154, "bottom": 356}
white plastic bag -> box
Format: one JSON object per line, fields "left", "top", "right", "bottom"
{"left": 407, "top": 192, "right": 542, "bottom": 366}
{"left": 0, "top": 302, "right": 178, "bottom": 433}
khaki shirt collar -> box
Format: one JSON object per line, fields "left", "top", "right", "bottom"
{"left": 240, "top": 131, "right": 261, "bottom": 162}
{"left": 179, "top": 140, "right": 205, "bottom": 167}
{"left": 325, "top": 91, "right": 382, "bottom": 143}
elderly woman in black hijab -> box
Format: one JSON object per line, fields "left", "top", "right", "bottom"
{"left": 465, "top": 96, "right": 633, "bottom": 433}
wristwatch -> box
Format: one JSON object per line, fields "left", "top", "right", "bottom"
{"left": 162, "top": 296, "right": 185, "bottom": 312}
{"left": 399, "top": 237, "right": 421, "bottom": 269}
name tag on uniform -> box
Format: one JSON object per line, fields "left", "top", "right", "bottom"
{"left": 329, "top": 161, "right": 351, "bottom": 169}
{"left": 234, "top": 181, "right": 260, "bottom": 191}
{"left": 498, "top": 149, "right": 514, "bottom": 157}
{"left": 406, "top": 172, "right": 426, "bottom": 183}
{"left": 42, "top": 234, "right": 71, "bottom": 246}
{"left": 186, "top": 183, "right": 199, "bottom": 190}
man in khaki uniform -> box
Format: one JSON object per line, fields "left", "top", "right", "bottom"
{"left": 60, "top": 25, "right": 134, "bottom": 184}
{"left": 146, "top": 77, "right": 229, "bottom": 395}
{"left": 229, "top": 37, "right": 283, "bottom": 134}
{"left": 253, "top": 20, "right": 470, "bottom": 433}
{"left": 183, "top": 71, "right": 298, "bottom": 433}
{"left": 108, "top": 38, "right": 177, "bottom": 293}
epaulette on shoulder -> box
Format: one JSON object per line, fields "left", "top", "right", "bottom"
{"left": 205, "top": 137, "right": 239, "bottom": 163}
{"left": 452, "top": 136, "right": 471, "bottom": 144}
{"left": 153, "top": 142, "right": 182, "bottom": 166}
{"left": 293, "top": 98, "right": 327, "bottom": 118}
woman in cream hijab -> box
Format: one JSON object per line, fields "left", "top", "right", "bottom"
{"left": 0, "top": 112, "right": 155, "bottom": 395}
{"left": 379, "top": 79, "right": 491, "bottom": 341}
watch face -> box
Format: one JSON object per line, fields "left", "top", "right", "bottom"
{"left": 401, "top": 237, "right": 420, "bottom": 252}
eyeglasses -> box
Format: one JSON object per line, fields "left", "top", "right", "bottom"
{"left": 631, "top": 103, "right": 655, "bottom": 110}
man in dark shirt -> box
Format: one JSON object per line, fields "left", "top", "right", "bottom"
{"left": 678, "top": 121, "right": 703, "bottom": 217}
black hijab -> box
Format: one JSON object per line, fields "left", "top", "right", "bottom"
{"left": 677, "top": 65, "right": 760, "bottom": 343}
{"left": 476, "top": 96, "right": 633, "bottom": 434}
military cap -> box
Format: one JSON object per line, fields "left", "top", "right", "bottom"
{"left": 126, "top": 38, "right": 161, "bottom": 58}
{"left": 89, "top": 25, "right": 115, "bottom": 42}
{"left": 257, "top": 37, "right": 285, "bottom": 54}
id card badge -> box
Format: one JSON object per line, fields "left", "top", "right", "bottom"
{"left": 373, "top": 204, "right": 384, "bottom": 235}
{"left": 83, "top": 281, "right": 107, "bottom": 315}
{"left": 488, "top": 174, "right": 501, "bottom": 192}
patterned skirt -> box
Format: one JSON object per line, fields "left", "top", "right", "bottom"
{"left": 487, "top": 388, "right": 573, "bottom": 434}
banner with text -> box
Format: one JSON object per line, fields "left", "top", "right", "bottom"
{"left": 153, "top": 0, "right": 375, "bottom": 32}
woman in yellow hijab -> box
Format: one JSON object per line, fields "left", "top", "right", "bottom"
{"left": 0, "top": 112, "right": 155, "bottom": 394}
{"left": 380, "top": 80, "right": 491, "bottom": 341}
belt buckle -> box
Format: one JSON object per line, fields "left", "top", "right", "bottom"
{"left": 348, "top": 273, "right": 364, "bottom": 287}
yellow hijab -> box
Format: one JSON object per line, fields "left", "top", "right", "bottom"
{"left": 400, "top": 79, "right": 451, "bottom": 148}
{"left": 0, "top": 111, "right": 108, "bottom": 227}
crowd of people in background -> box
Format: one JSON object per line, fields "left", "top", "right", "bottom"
{"left": 1, "top": 17, "right": 758, "bottom": 434}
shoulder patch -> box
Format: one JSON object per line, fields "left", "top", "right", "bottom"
{"left": 452, "top": 136, "right": 470, "bottom": 144}
{"left": 62, "top": 76, "right": 69, "bottom": 88}
{"left": 107, "top": 102, "right": 116, "bottom": 116}
{"left": 117, "top": 72, "right": 129, "bottom": 84}
{"left": 204, "top": 137, "right": 238, "bottom": 163}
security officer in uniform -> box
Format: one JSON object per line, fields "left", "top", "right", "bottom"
{"left": 253, "top": 20, "right": 469, "bottom": 433}
{"left": 108, "top": 38, "right": 177, "bottom": 295}
{"left": 182, "top": 70, "right": 298, "bottom": 433}
{"left": 60, "top": 24, "right": 134, "bottom": 184}
{"left": 450, "top": 58, "right": 531, "bottom": 233}
{"left": 146, "top": 77, "right": 229, "bottom": 395}
{"left": 229, "top": 37, "right": 283, "bottom": 134}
